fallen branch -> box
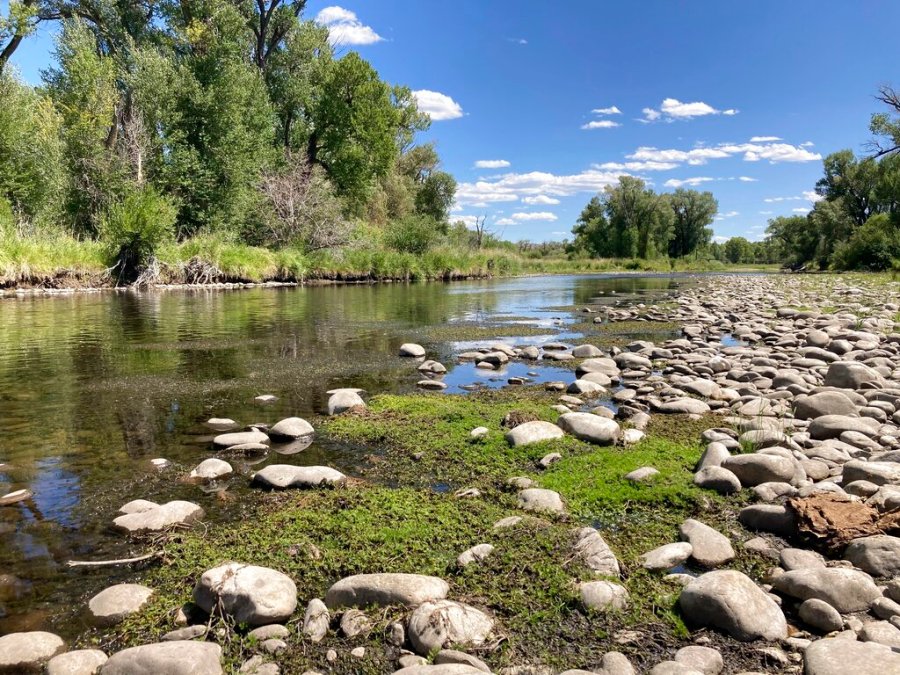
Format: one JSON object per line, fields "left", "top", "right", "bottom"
{"left": 66, "top": 551, "right": 161, "bottom": 568}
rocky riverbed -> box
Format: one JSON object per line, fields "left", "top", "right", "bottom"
{"left": 2, "top": 273, "right": 900, "bottom": 674}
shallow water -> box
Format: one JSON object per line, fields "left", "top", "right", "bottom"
{"left": 0, "top": 273, "right": 686, "bottom": 636}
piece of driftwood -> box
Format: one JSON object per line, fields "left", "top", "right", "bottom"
{"left": 66, "top": 551, "right": 160, "bottom": 568}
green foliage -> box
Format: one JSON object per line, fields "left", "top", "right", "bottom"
{"left": 100, "top": 186, "right": 176, "bottom": 276}
{"left": 666, "top": 188, "right": 716, "bottom": 258}
{"left": 832, "top": 213, "right": 900, "bottom": 271}
{"left": 384, "top": 214, "right": 442, "bottom": 254}
{"left": 723, "top": 236, "right": 751, "bottom": 264}
{"left": 415, "top": 170, "right": 457, "bottom": 222}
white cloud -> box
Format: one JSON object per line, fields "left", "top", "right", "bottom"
{"left": 581, "top": 120, "right": 621, "bottom": 130}
{"left": 453, "top": 215, "right": 480, "bottom": 228}
{"left": 801, "top": 141, "right": 815, "bottom": 147}
{"left": 764, "top": 191, "right": 823, "bottom": 204}
{"left": 664, "top": 176, "right": 715, "bottom": 188}
{"left": 750, "top": 136, "right": 782, "bottom": 142}
{"left": 455, "top": 168, "right": 626, "bottom": 207}
{"left": 412, "top": 90, "right": 463, "bottom": 121}
{"left": 715, "top": 211, "right": 740, "bottom": 221}
{"left": 593, "top": 160, "right": 680, "bottom": 172}
{"left": 592, "top": 106, "right": 622, "bottom": 115}
{"left": 738, "top": 176, "right": 757, "bottom": 182}
{"left": 495, "top": 218, "right": 516, "bottom": 226}
{"left": 507, "top": 37, "right": 527, "bottom": 45}
{"left": 712, "top": 235, "right": 729, "bottom": 243}
{"left": 315, "top": 6, "right": 383, "bottom": 46}
{"left": 629, "top": 141, "right": 820, "bottom": 165}
{"left": 641, "top": 98, "right": 739, "bottom": 122}
{"left": 803, "top": 190, "right": 824, "bottom": 203}
{"left": 793, "top": 207, "right": 811, "bottom": 214}
{"left": 522, "top": 195, "right": 561, "bottom": 205}
{"left": 759, "top": 210, "right": 774, "bottom": 215}
{"left": 474, "top": 159, "right": 510, "bottom": 169}
{"left": 511, "top": 211, "right": 558, "bottom": 222}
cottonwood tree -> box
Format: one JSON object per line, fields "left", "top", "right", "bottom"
{"left": 666, "top": 188, "right": 717, "bottom": 258}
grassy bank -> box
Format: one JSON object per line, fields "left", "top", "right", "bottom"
{"left": 85, "top": 389, "right": 776, "bottom": 673}
{"left": 0, "top": 230, "right": 777, "bottom": 289}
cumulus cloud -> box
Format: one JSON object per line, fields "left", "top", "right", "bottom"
{"left": 454, "top": 168, "right": 626, "bottom": 207}
{"left": 664, "top": 177, "right": 715, "bottom": 188}
{"left": 593, "top": 160, "right": 680, "bottom": 172}
{"left": 803, "top": 190, "right": 824, "bottom": 203}
{"left": 793, "top": 207, "right": 811, "bottom": 214}
{"left": 641, "top": 98, "right": 738, "bottom": 122}
{"left": 750, "top": 136, "right": 782, "bottom": 142}
{"left": 629, "top": 141, "right": 821, "bottom": 165}
{"left": 511, "top": 211, "right": 558, "bottom": 222}
{"left": 315, "top": 6, "right": 383, "bottom": 46}
{"left": 712, "top": 235, "right": 729, "bottom": 243}
{"left": 715, "top": 211, "right": 740, "bottom": 221}
{"left": 412, "top": 90, "right": 464, "bottom": 121}
{"left": 522, "top": 195, "right": 561, "bottom": 205}
{"left": 453, "top": 215, "right": 480, "bottom": 228}
{"left": 474, "top": 159, "right": 510, "bottom": 169}
{"left": 495, "top": 218, "right": 516, "bottom": 226}
{"left": 581, "top": 120, "right": 621, "bottom": 130}
{"left": 764, "top": 191, "right": 824, "bottom": 204}
{"left": 738, "top": 176, "right": 758, "bottom": 182}
{"left": 592, "top": 106, "right": 622, "bottom": 115}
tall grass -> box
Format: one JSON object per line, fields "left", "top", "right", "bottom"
{"left": 0, "top": 228, "right": 106, "bottom": 284}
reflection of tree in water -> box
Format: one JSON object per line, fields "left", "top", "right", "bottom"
{"left": 116, "top": 398, "right": 160, "bottom": 459}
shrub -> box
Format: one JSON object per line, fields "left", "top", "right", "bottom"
{"left": 832, "top": 214, "right": 900, "bottom": 271}
{"left": 384, "top": 215, "right": 441, "bottom": 255}
{"left": 100, "top": 186, "right": 177, "bottom": 281}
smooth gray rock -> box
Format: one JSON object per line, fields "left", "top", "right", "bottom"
{"left": 434, "top": 650, "right": 491, "bottom": 673}
{"left": 399, "top": 343, "right": 426, "bottom": 357}
{"left": 860, "top": 620, "right": 900, "bottom": 648}
{"left": 393, "top": 666, "right": 485, "bottom": 674}
{"left": 693, "top": 466, "right": 741, "bottom": 494}
{"left": 457, "top": 544, "right": 494, "bottom": 567}
{"left": 843, "top": 460, "right": 900, "bottom": 486}
{"left": 193, "top": 563, "right": 297, "bottom": 626}
{"left": 844, "top": 535, "right": 900, "bottom": 577}
{"left": 803, "top": 638, "right": 900, "bottom": 675}
{"left": 679, "top": 570, "right": 787, "bottom": 641}
{"left": 302, "top": 599, "right": 329, "bottom": 642}
{"left": 641, "top": 542, "right": 693, "bottom": 571}
{"left": 325, "top": 573, "right": 449, "bottom": 609}
{"left": 798, "top": 598, "right": 843, "bottom": 633}
{"left": 573, "top": 527, "right": 620, "bottom": 577}
{"left": 625, "top": 466, "right": 659, "bottom": 482}
{"left": 189, "top": 458, "right": 233, "bottom": 481}
{"left": 738, "top": 504, "right": 797, "bottom": 537}
{"left": 722, "top": 454, "right": 796, "bottom": 486}
{"left": 674, "top": 645, "right": 723, "bottom": 675}
{"left": 517, "top": 488, "right": 565, "bottom": 514}
{"left": 213, "top": 429, "right": 269, "bottom": 448}
{"left": 252, "top": 465, "right": 346, "bottom": 489}
{"left": 679, "top": 519, "right": 735, "bottom": 568}
{"left": 794, "top": 392, "right": 859, "bottom": 420}
{"left": 654, "top": 398, "right": 711, "bottom": 415}
{"left": 328, "top": 391, "right": 366, "bottom": 415}
{"left": 557, "top": 412, "right": 620, "bottom": 445}
{"left": 580, "top": 581, "right": 629, "bottom": 611}
{"left": 407, "top": 601, "right": 493, "bottom": 656}
{"left": 771, "top": 567, "right": 881, "bottom": 612}
{"left": 112, "top": 501, "right": 204, "bottom": 534}
{"left": 268, "top": 417, "right": 314, "bottom": 439}
{"left": 101, "top": 641, "right": 223, "bottom": 675}
{"left": 47, "top": 649, "right": 108, "bottom": 675}
{"left": 824, "top": 362, "right": 881, "bottom": 389}
{"left": 779, "top": 548, "right": 825, "bottom": 571}
{"left": 505, "top": 421, "right": 565, "bottom": 447}
{"left": 0, "top": 632, "right": 65, "bottom": 673}
{"left": 809, "top": 415, "right": 879, "bottom": 440}
{"left": 88, "top": 584, "right": 154, "bottom": 627}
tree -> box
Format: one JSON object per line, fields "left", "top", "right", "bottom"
{"left": 571, "top": 195, "right": 610, "bottom": 256}
{"left": 816, "top": 150, "right": 882, "bottom": 227}
{"left": 1, "top": 0, "right": 52, "bottom": 71}
{"left": 765, "top": 215, "right": 817, "bottom": 266}
{"left": 723, "top": 236, "right": 751, "bottom": 264}
{"left": 666, "top": 188, "right": 717, "bottom": 258}
{"left": 869, "top": 85, "right": 900, "bottom": 158}
{"left": 603, "top": 176, "right": 674, "bottom": 258}
{"left": 414, "top": 171, "right": 455, "bottom": 222}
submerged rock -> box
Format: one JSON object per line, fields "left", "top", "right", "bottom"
{"left": 112, "top": 500, "right": 204, "bottom": 534}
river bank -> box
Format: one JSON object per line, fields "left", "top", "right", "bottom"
{"left": 2, "top": 273, "right": 900, "bottom": 674}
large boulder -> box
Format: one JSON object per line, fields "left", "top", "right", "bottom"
{"left": 193, "top": 563, "right": 297, "bottom": 626}
{"left": 678, "top": 519, "right": 735, "bottom": 568}
{"left": 794, "top": 391, "right": 858, "bottom": 420}
{"left": 809, "top": 415, "right": 879, "bottom": 440}
{"left": 0, "top": 632, "right": 65, "bottom": 673}
{"left": 407, "top": 601, "right": 493, "bottom": 656}
{"left": 268, "top": 417, "right": 314, "bottom": 439}
{"left": 325, "top": 573, "right": 449, "bottom": 609}
{"left": 88, "top": 584, "right": 154, "bottom": 627}
{"left": 46, "top": 649, "right": 108, "bottom": 675}
{"left": 678, "top": 570, "right": 787, "bottom": 641}
{"left": 505, "top": 421, "right": 564, "bottom": 447}
{"left": 328, "top": 391, "right": 366, "bottom": 415}
{"left": 112, "top": 501, "right": 204, "bottom": 534}
{"left": 844, "top": 535, "right": 900, "bottom": 577}
{"left": 693, "top": 466, "right": 741, "bottom": 494}
{"left": 251, "top": 465, "right": 346, "bottom": 489}
{"left": 557, "top": 412, "right": 620, "bottom": 445}
{"left": 824, "top": 362, "right": 881, "bottom": 390}
{"left": 771, "top": 567, "right": 880, "bottom": 612}
{"left": 843, "top": 460, "right": 900, "bottom": 486}
{"left": 101, "top": 641, "right": 222, "bottom": 675}
{"left": 804, "top": 638, "right": 900, "bottom": 675}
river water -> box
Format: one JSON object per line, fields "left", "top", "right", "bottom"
{"left": 0, "top": 274, "right": 688, "bottom": 637}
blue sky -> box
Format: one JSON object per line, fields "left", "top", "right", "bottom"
{"left": 8, "top": 1, "right": 900, "bottom": 243}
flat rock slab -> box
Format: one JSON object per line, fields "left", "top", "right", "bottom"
{"left": 88, "top": 584, "right": 154, "bottom": 627}
{"left": 679, "top": 570, "right": 787, "bottom": 641}
{"left": 325, "top": 573, "right": 449, "bottom": 609}
{"left": 213, "top": 429, "right": 270, "bottom": 448}
{"left": 251, "top": 465, "right": 346, "bottom": 489}
{"left": 112, "top": 501, "right": 204, "bottom": 534}
{"left": 804, "top": 637, "right": 900, "bottom": 675}
{"left": 46, "top": 649, "right": 108, "bottom": 675}
{"left": 0, "top": 489, "right": 33, "bottom": 506}
{"left": 193, "top": 563, "right": 297, "bottom": 626}
{"left": 101, "top": 641, "right": 222, "bottom": 675}
{"left": 505, "top": 421, "right": 564, "bottom": 447}
{"left": 407, "top": 600, "right": 493, "bottom": 656}
{"left": 0, "top": 631, "right": 65, "bottom": 672}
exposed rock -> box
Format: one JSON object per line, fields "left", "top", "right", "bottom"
{"left": 722, "top": 454, "right": 797, "bottom": 487}
{"left": 517, "top": 488, "right": 565, "bottom": 514}
{"left": 679, "top": 519, "right": 734, "bottom": 568}
{"left": 505, "top": 421, "right": 565, "bottom": 447}
{"left": 399, "top": 343, "right": 426, "bottom": 357}
{"left": 213, "top": 429, "right": 269, "bottom": 448}
{"left": 407, "top": 600, "right": 494, "bottom": 656}
{"left": 573, "top": 527, "right": 620, "bottom": 577}
{"left": 844, "top": 535, "right": 900, "bottom": 577}
{"left": 653, "top": 398, "right": 711, "bottom": 415}
{"left": 674, "top": 645, "right": 723, "bottom": 675}
{"left": 189, "top": 458, "right": 233, "bottom": 481}
{"left": 46, "top": 649, "right": 108, "bottom": 675}
{"left": 101, "top": 641, "right": 223, "bottom": 675}
{"left": 693, "top": 467, "right": 741, "bottom": 494}
{"left": 324, "top": 573, "right": 449, "bottom": 609}
{"left": 580, "top": 581, "right": 629, "bottom": 611}
{"left": 557, "top": 413, "right": 620, "bottom": 445}
{"left": 843, "top": 460, "right": 900, "bottom": 486}
{"left": 434, "top": 650, "right": 491, "bottom": 673}
{"left": 193, "top": 563, "right": 297, "bottom": 626}
{"left": 798, "top": 598, "right": 843, "bottom": 633}
{"left": 804, "top": 638, "right": 900, "bottom": 675}
{"left": 328, "top": 391, "right": 366, "bottom": 415}
{"left": 112, "top": 500, "right": 204, "bottom": 534}
{"left": 269, "top": 417, "right": 314, "bottom": 439}
{"left": 641, "top": 542, "right": 693, "bottom": 571}
{"left": 794, "top": 392, "right": 859, "bottom": 420}
{"left": 678, "top": 570, "right": 787, "bottom": 641}
{"left": 737, "top": 504, "right": 797, "bottom": 537}
{"left": 457, "top": 544, "right": 494, "bottom": 567}
{"left": 771, "top": 567, "right": 881, "bottom": 612}
{"left": 0, "top": 632, "right": 65, "bottom": 673}
{"left": 625, "top": 466, "right": 659, "bottom": 482}
{"left": 252, "top": 465, "right": 346, "bottom": 489}
{"left": 302, "top": 599, "right": 329, "bottom": 642}
{"left": 824, "top": 361, "right": 881, "bottom": 390}
{"left": 88, "top": 584, "right": 154, "bottom": 627}
{"left": 809, "top": 415, "right": 879, "bottom": 441}
{"left": 340, "top": 608, "right": 371, "bottom": 637}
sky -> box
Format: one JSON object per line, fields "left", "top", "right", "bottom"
{"left": 7, "top": 0, "right": 900, "bottom": 243}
